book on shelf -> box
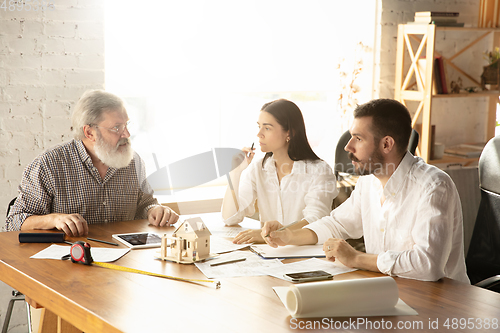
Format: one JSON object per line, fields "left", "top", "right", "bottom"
{"left": 432, "top": 21, "right": 465, "bottom": 27}
{"left": 430, "top": 125, "right": 436, "bottom": 160}
{"left": 414, "top": 11, "right": 459, "bottom": 17}
{"left": 416, "top": 58, "right": 438, "bottom": 94}
{"left": 411, "top": 11, "right": 463, "bottom": 26}
{"left": 414, "top": 16, "right": 458, "bottom": 23}
{"left": 433, "top": 57, "right": 443, "bottom": 94}
{"left": 444, "top": 143, "right": 485, "bottom": 158}
{"left": 406, "top": 21, "right": 465, "bottom": 27}
{"left": 436, "top": 56, "right": 448, "bottom": 94}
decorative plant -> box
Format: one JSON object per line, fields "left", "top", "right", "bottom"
{"left": 484, "top": 47, "right": 500, "bottom": 64}
{"left": 481, "top": 47, "right": 500, "bottom": 89}
{"left": 336, "top": 42, "right": 372, "bottom": 131}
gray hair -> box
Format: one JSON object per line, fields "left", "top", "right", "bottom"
{"left": 71, "top": 90, "right": 125, "bottom": 140}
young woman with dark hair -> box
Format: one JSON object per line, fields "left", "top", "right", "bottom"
{"left": 222, "top": 99, "right": 338, "bottom": 244}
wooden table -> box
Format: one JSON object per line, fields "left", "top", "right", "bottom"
{"left": 1, "top": 219, "right": 500, "bottom": 333}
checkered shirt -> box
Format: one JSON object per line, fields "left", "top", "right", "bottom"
{"left": 5, "top": 139, "right": 158, "bottom": 231}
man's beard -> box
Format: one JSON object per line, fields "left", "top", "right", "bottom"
{"left": 94, "top": 131, "right": 134, "bottom": 169}
{"left": 348, "top": 147, "right": 385, "bottom": 176}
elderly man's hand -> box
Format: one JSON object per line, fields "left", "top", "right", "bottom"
{"left": 147, "top": 205, "right": 179, "bottom": 227}
{"left": 52, "top": 213, "right": 89, "bottom": 236}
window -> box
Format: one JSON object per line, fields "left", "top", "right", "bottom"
{"left": 105, "top": 0, "right": 377, "bottom": 197}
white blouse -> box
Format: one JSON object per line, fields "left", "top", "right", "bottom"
{"left": 306, "top": 152, "right": 469, "bottom": 283}
{"left": 223, "top": 156, "right": 338, "bottom": 226}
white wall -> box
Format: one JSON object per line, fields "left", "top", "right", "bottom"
{"left": 0, "top": 1, "right": 104, "bottom": 330}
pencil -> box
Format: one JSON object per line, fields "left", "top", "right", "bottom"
{"left": 87, "top": 237, "right": 119, "bottom": 246}
{"left": 210, "top": 258, "right": 246, "bottom": 267}
{"left": 264, "top": 220, "right": 301, "bottom": 238}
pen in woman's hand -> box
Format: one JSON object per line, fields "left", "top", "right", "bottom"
{"left": 265, "top": 220, "right": 301, "bottom": 238}
{"left": 248, "top": 142, "right": 255, "bottom": 157}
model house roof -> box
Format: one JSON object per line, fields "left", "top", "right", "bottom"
{"left": 173, "top": 217, "right": 211, "bottom": 238}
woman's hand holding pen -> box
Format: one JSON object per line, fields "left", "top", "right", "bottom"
{"left": 231, "top": 144, "right": 255, "bottom": 172}
{"left": 242, "top": 143, "right": 255, "bottom": 164}
{"left": 233, "top": 229, "right": 264, "bottom": 244}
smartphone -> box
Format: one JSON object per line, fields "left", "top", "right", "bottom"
{"left": 284, "top": 270, "right": 334, "bottom": 283}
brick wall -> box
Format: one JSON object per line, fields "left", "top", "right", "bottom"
{"left": 0, "top": 1, "right": 105, "bottom": 225}
{"left": 0, "top": 2, "right": 104, "bottom": 328}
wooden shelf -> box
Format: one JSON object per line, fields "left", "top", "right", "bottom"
{"left": 436, "top": 27, "right": 500, "bottom": 32}
{"left": 394, "top": 24, "right": 500, "bottom": 162}
{"left": 428, "top": 154, "right": 479, "bottom": 168}
{"left": 432, "top": 91, "right": 500, "bottom": 98}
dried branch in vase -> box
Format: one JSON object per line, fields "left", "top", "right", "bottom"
{"left": 336, "top": 42, "right": 372, "bottom": 131}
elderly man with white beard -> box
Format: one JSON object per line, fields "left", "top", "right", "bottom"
{"left": 6, "top": 90, "right": 178, "bottom": 236}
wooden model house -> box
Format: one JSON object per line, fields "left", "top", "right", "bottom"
{"left": 158, "top": 217, "right": 214, "bottom": 264}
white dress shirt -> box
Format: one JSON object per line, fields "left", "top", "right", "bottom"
{"left": 306, "top": 152, "right": 469, "bottom": 283}
{"left": 223, "top": 156, "right": 338, "bottom": 226}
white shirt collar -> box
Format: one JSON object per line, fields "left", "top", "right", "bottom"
{"left": 383, "top": 152, "right": 417, "bottom": 198}
{"left": 262, "top": 155, "right": 308, "bottom": 174}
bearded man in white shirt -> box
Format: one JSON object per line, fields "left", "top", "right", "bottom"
{"left": 263, "top": 99, "right": 469, "bottom": 283}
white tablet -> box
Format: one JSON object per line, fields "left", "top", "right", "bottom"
{"left": 112, "top": 232, "right": 163, "bottom": 249}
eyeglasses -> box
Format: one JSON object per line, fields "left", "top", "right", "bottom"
{"left": 90, "top": 120, "right": 131, "bottom": 135}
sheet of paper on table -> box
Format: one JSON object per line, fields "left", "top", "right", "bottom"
{"left": 30, "top": 244, "right": 130, "bottom": 262}
{"left": 250, "top": 244, "right": 326, "bottom": 259}
{"left": 209, "top": 237, "right": 252, "bottom": 254}
{"left": 195, "top": 251, "right": 283, "bottom": 279}
{"left": 209, "top": 225, "right": 249, "bottom": 238}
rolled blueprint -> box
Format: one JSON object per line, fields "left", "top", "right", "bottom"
{"left": 285, "top": 276, "right": 399, "bottom": 318}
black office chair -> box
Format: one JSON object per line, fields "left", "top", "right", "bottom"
{"left": 334, "top": 130, "right": 355, "bottom": 181}
{"left": 6, "top": 197, "right": 16, "bottom": 218}
{"left": 332, "top": 132, "right": 362, "bottom": 248}
{"left": 2, "top": 197, "right": 32, "bottom": 333}
{"left": 408, "top": 129, "right": 419, "bottom": 155}
{"left": 466, "top": 136, "right": 500, "bottom": 292}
